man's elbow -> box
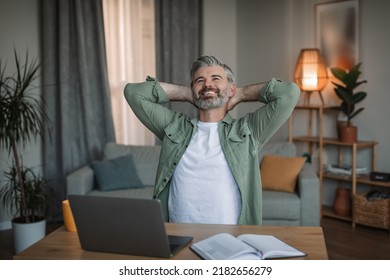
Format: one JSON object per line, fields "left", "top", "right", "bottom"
{"left": 289, "top": 81, "right": 301, "bottom": 102}
{"left": 123, "top": 82, "right": 148, "bottom": 106}
{"left": 280, "top": 81, "right": 300, "bottom": 107}
{"left": 123, "top": 83, "right": 135, "bottom": 106}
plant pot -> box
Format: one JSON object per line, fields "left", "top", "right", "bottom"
{"left": 333, "top": 188, "right": 352, "bottom": 217}
{"left": 337, "top": 120, "right": 349, "bottom": 138}
{"left": 12, "top": 217, "right": 46, "bottom": 254}
{"left": 340, "top": 125, "right": 357, "bottom": 143}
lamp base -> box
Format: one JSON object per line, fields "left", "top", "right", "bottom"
{"left": 304, "top": 91, "right": 325, "bottom": 106}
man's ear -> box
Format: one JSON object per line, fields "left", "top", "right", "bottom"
{"left": 229, "top": 84, "right": 236, "bottom": 97}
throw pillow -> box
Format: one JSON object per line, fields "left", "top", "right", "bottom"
{"left": 91, "top": 154, "right": 143, "bottom": 191}
{"left": 260, "top": 155, "right": 306, "bottom": 193}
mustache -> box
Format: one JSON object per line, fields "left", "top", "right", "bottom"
{"left": 199, "top": 87, "right": 221, "bottom": 96}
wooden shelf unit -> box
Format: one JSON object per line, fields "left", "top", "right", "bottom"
{"left": 323, "top": 172, "right": 390, "bottom": 189}
{"left": 288, "top": 105, "right": 387, "bottom": 225}
{"left": 322, "top": 205, "right": 352, "bottom": 222}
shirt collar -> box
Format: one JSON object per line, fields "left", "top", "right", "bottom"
{"left": 190, "top": 113, "right": 234, "bottom": 125}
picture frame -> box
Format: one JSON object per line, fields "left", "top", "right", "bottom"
{"left": 316, "top": 0, "right": 359, "bottom": 70}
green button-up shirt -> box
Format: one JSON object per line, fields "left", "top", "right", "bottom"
{"left": 124, "top": 77, "right": 299, "bottom": 225}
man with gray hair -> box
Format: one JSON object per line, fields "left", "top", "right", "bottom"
{"left": 125, "top": 55, "right": 299, "bottom": 225}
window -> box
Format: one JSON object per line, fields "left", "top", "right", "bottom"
{"left": 103, "top": 0, "right": 156, "bottom": 145}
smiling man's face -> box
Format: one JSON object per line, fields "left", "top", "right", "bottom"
{"left": 191, "top": 65, "right": 235, "bottom": 110}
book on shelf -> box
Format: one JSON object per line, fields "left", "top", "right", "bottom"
{"left": 325, "top": 164, "right": 368, "bottom": 176}
{"left": 190, "top": 233, "right": 306, "bottom": 260}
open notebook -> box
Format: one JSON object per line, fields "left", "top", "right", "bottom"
{"left": 191, "top": 233, "right": 306, "bottom": 260}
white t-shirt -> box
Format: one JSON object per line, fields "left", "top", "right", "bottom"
{"left": 168, "top": 121, "right": 241, "bottom": 224}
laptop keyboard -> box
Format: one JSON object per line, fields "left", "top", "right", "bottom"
{"left": 170, "top": 243, "right": 180, "bottom": 252}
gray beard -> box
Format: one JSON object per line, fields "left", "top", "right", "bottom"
{"left": 193, "top": 90, "right": 230, "bottom": 110}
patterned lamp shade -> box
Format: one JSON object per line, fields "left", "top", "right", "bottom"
{"left": 294, "top": 48, "right": 328, "bottom": 92}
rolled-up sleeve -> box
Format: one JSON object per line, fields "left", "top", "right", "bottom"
{"left": 124, "top": 76, "right": 174, "bottom": 140}
{"left": 124, "top": 76, "right": 169, "bottom": 106}
{"left": 249, "top": 78, "right": 300, "bottom": 145}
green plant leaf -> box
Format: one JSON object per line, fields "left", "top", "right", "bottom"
{"left": 0, "top": 49, "right": 51, "bottom": 222}
{"left": 353, "top": 91, "right": 367, "bottom": 103}
{"left": 350, "top": 107, "right": 364, "bottom": 119}
{"left": 331, "top": 81, "right": 347, "bottom": 90}
{"left": 354, "top": 80, "right": 367, "bottom": 88}
{"left": 339, "top": 101, "right": 349, "bottom": 116}
{"left": 335, "top": 87, "right": 354, "bottom": 104}
{"left": 331, "top": 63, "right": 367, "bottom": 122}
{"left": 344, "top": 63, "right": 361, "bottom": 89}
{"left": 331, "top": 68, "right": 347, "bottom": 82}
{"left": 0, "top": 165, "right": 50, "bottom": 220}
{"left": 340, "top": 101, "right": 355, "bottom": 116}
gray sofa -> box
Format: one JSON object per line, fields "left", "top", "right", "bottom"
{"left": 66, "top": 142, "right": 320, "bottom": 226}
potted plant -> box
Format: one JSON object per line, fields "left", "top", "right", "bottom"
{"left": 330, "top": 63, "right": 367, "bottom": 143}
{"left": 0, "top": 50, "right": 51, "bottom": 254}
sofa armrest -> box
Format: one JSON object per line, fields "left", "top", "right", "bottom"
{"left": 66, "top": 165, "right": 95, "bottom": 196}
{"left": 297, "top": 163, "right": 320, "bottom": 226}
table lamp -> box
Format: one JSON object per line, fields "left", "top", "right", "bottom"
{"left": 294, "top": 48, "right": 328, "bottom": 106}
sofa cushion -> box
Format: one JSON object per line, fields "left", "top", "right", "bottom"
{"left": 262, "top": 190, "right": 300, "bottom": 221}
{"left": 103, "top": 143, "right": 161, "bottom": 186}
{"left": 91, "top": 154, "right": 143, "bottom": 191}
{"left": 260, "top": 155, "right": 306, "bottom": 193}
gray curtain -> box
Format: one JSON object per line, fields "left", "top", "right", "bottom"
{"left": 155, "top": 0, "right": 203, "bottom": 118}
{"left": 41, "top": 0, "right": 115, "bottom": 220}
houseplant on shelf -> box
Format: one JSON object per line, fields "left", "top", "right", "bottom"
{"left": 0, "top": 50, "right": 51, "bottom": 254}
{"left": 330, "top": 63, "right": 367, "bottom": 143}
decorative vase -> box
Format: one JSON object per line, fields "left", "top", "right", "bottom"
{"left": 333, "top": 187, "right": 352, "bottom": 217}
{"left": 12, "top": 217, "right": 46, "bottom": 254}
{"left": 340, "top": 125, "right": 357, "bottom": 143}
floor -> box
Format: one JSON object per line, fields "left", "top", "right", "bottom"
{"left": 321, "top": 217, "right": 390, "bottom": 259}
{"left": 1, "top": 217, "right": 389, "bottom": 260}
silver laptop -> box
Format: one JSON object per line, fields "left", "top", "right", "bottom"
{"left": 68, "top": 195, "right": 193, "bottom": 258}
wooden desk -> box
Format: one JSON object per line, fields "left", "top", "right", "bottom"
{"left": 14, "top": 224, "right": 328, "bottom": 260}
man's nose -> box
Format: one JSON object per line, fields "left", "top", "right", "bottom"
{"left": 204, "top": 78, "right": 213, "bottom": 88}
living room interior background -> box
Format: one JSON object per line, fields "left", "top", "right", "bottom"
{"left": 1, "top": 0, "right": 389, "bottom": 230}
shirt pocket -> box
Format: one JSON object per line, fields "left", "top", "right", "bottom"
{"left": 164, "top": 123, "right": 186, "bottom": 144}
{"left": 228, "top": 124, "right": 252, "bottom": 143}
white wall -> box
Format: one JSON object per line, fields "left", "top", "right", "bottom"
{"left": 203, "top": 0, "right": 237, "bottom": 75}
{"left": 0, "top": 0, "right": 41, "bottom": 229}
{"left": 359, "top": 0, "right": 390, "bottom": 170}
{"left": 236, "top": 0, "right": 294, "bottom": 142}
{"left": 202, "top": 0, "right": 238, "bottom": 118}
